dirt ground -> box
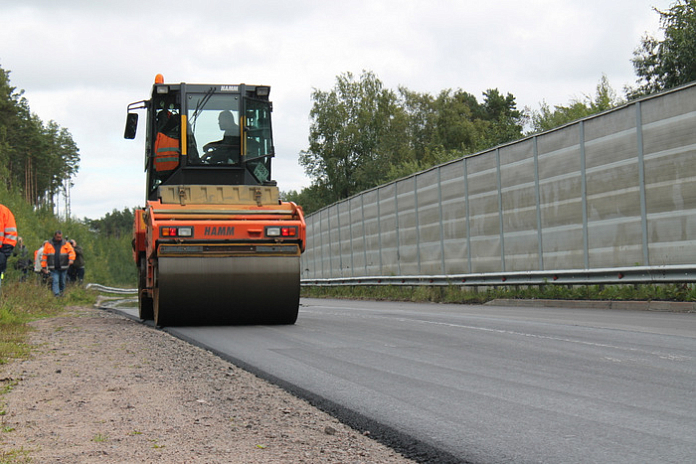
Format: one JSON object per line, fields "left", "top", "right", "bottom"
{"left": 0, "top": 306, "right": 417, "bottom": 463}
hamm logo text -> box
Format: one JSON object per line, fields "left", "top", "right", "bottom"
{"left": 204, "top": 226, "right": 235, "bottom": 236}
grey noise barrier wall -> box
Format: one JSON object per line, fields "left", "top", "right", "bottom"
{"left": 300, "top": 82, "right": 696, "bottom": 287}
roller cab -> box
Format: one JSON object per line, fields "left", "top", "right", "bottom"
{"left": 127, "top": 76, "right": 305, "bottom": 326}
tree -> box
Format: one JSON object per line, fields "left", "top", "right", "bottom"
{"left": 630, "top": 0, "right": 696, "bottom": 97}
{"left": 480, "top": 89, "right": 526, "bottom": 146}
{"left": 398, "top": 86, "right": 524, "bottom": 165}
{"left": 300, "top": 71, "right": 404, "bottom": 203}
{"left": 282, "top": 186, "right": 328, "bottom": 215}
{"left": 0, "top": 67, "right": 23, "bottom": 183}
{"left": 432, "top": 89, "right": 487, "bottom": 153}
{"left": 529, "top": 75, "right": 622, "bottom": 133}
{"left": 87, "top": 208, "right": 136, "bottom": 239}
{"left": 0, "top": 64, "right": 80, "bottom": 208}
{"left": 295, "top": 70, "right": 526, "bottom": 213}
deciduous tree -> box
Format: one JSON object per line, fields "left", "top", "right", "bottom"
{"left": 630, "top": 0, "right": 696, "bottom": 97}
{"left": 297, "top": 70, "right": 525, "bottom": 213}
{"left": 300, "top": 71, "right": 403, "bottom": 203}
{"left": 529, "top": 75, "right": 622, "bottom": 133}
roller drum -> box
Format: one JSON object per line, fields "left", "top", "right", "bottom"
{"left": 154, "top": 256, "right": 300, "bottom": 326}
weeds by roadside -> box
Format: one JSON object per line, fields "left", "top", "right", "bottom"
{"left": 301, "top": 283, "right": 696, "bottom": 304}
{"left": 0, "top": 281, "right": 99, "bottom": 365}
{"left": 0, "top": 280, "right": 99, "bottom": 463}
{"left": 0, "top": 280, "right": 99, "bottom": 366}
{"left": 0, "top": 446, "right": 30, "bottom": 464}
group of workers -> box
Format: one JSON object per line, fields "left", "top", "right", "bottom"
{"left": 33, "top": 231, "right": 86, "bottom": 296}
{"left": 0, "top": 203, "right": 86, "bottom": 297}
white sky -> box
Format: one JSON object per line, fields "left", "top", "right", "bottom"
{"left": 0, "top": 0, "right": 670, "bottom": 219}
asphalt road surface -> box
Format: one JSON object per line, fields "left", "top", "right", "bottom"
{"left": 120, "top": 298, "right": 696, "bottom": 463}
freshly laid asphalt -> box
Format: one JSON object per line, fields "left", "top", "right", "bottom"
{"left": 111, "top": 297, "right": 696, "bottom": 463}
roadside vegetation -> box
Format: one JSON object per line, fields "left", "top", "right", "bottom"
{"left": 0, "top": 185, "right": 136, "bottom": 289}
{"left": 302, "top": 283, "right": 696, "bottom": 305}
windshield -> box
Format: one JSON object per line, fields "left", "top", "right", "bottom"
{"left": 187, "top": 92, "right": 241, "bottom": 166}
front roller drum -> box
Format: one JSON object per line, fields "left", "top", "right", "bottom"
{"left": 153, "top": 256, "right": 300, "bottom": 326}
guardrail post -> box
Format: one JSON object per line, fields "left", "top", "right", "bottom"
{"left": 496, "top": 148, "right": 506, "bottom": 272}
{"left": 636, "top": 101, "right": 650, "bottom": 266}
{"left": 415, "top": 176, "right": 422, "bottom": 274}
{"left": 337, "top": 202, "right": 344, "bottom": 276}
{"left": 313, "top": 214, "right": 319, "bottom": 278}
{"left": 438, "top": 166, "right": 446, "bottom": 274}
{"left": 327, "top": 206, "right": 333, "bottom": 278}
{"left": 464, "top": 158, "right": 472, "bottom": 273}
{"left": 580, "top": 121, "right": 589, "bottom": 269}
{"left": 395, "top": 185, "right": 402, "bottom": 275}
{"left": 533, "top": 136, "right": 544, "bottom": 270}
{"left": 377, "top": 187, "right": 383, "bottom": 275}
{"left": 361, "top": 195, "right": 368, "bottom": 274}
{"left": 348, "top": 198, "right": 354, "bottom": 276}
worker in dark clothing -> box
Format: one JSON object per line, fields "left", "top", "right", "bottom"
{"left": 12, "top": 237, "right": 32, "bottom": 282}
{"left": 67, "top": 239, "right": 85, "bottom": 283}
{"left": 202, "top": 110, "right": 240, "bottom": 164}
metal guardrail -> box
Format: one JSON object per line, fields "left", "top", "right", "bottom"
{"left": 85, "top": 283, "right": 137, "bottom": 295}
{"left": 82, "top": 264, "right": 696, "bottom": 296}
{"left": 301, "top": 265, "right": 696, "bottom": 287}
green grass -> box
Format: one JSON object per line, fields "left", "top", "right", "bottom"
{"left": 0, "top": 280, "right": 99, "bottom": 365}
{"left": 0, "top": 446, "right": 31, "bottom": 464}
{"left": 301, "top": 283, "right": 696, "bottom": 304}
{"left": 91, "top": 433, "right": 108, "bottom": 443}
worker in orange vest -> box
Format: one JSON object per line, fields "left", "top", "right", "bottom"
{"left": 154, "top": 109, "right": 180, "bottom": 172}
{"left": 0, "top": 204, "right": 17, "bottom": 290}
{"left": 41, "top": 230, "right": 75, "bottom": 297}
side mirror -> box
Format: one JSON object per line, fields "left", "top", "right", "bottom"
{"left": 124, "top": 113, "right": 138, "bottom": 139}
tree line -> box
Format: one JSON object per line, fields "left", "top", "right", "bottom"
{"left": 0, "top": 66, "right": 79, "bottom": 208}
{"left": 286, "top": 1, "right": 696, "bottom": 214}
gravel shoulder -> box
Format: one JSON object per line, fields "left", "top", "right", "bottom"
{"left": 0, "top": 306, "right": 417, "bottom": 463}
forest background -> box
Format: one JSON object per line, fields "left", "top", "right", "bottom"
{"left": 0, "top": 1, "right": 692, "bottom": 288}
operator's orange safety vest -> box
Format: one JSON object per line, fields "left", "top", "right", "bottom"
{"left": 0, "top": 204, "right": 17, "bottom": 247}
{"left": 41, "top": 240, "right": 76, "bottom": 270}
{"left": 154, "top": 132, "right": 180, "bottom": 171}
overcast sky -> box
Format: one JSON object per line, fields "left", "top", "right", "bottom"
{"left": 0, "top": 0, "right": 671, "bottom": 219}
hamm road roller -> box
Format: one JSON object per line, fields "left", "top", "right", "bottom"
{"left": 125, "top": 74, "right": 305, "bottom": 326}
